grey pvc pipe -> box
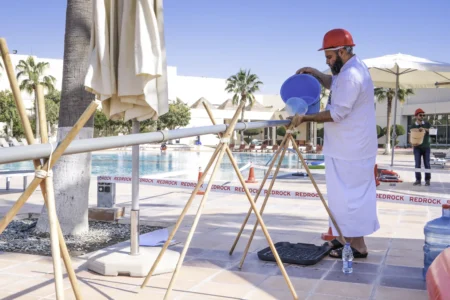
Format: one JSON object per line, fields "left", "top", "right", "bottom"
{"left": 0, "top": 120, "right": 290, "bottom": 165}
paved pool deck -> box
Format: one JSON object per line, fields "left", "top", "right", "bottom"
{"left": 0, "top": 150, "right": 447, "bottom": 299}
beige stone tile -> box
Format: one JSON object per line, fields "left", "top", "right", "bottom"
{"left": 244, "top": 288, "right": 309, "bottom": 300}
{"left": 308, "top": 293, "right": 367, "bottom": 300}
{"left": 210, "top": 270, "right": 269, "bottom": 286}
{"left": 0, "top": 273, "right": 29, "bottom": 288}
{"left": 386, "top": 249, "right": 423, "bottom": 267}
{"left": 0, "top": 252, "right": 42, "bottom": 262}
{"left": 0, "top": 262, "right": 54, "bottom": 277}
{"left": 0, "top": 259, "right": 21, "bottom": 270}
{"left": 0, "top": 290, "right": 41, "bottom": 300}
{"left": 260, "top": 276, "right": 318, "bottom": 292}
{"left": 191, "top": 281, "right": 255, "bottom": 299}
{"left": 374, "top": 286, "right": 428, "bottom": 300}
{"left": 390, "top": 238, "right": 424, "bottom": 250}
{"left": 157, "top": 266, "right": 221, "bottom": 282}
{"left": 314, "top": 281, "right": 373, "bottom": 298}
{"left": 47, "top": 281, "right": 143, "bottom": 300}
{"left": 2, "top": 277, "right": 71, "bottom": 298}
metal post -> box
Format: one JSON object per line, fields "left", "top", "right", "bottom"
{"left": 131, "top": 119, "right": 140, "bottom": 255}
{"left": 390, "top": 66, "right": 400, "bottom": 167}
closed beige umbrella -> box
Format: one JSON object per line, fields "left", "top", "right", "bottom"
{"left": 84, "top": 0, "right": 175, "bottom": 277}
{"left": 84, "top": 0, "right": 168, "bottom": 121}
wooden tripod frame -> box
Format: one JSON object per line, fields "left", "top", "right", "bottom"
{"left": 0, "top": 38, "right": 99, "bottom": 300}
{"left": 229, "top": 126, "right": 346, "bottom": 269}
{"left": 140, "top": 102, "right": 299, "bottom": 300}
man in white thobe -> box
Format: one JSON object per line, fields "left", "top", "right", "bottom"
{"left": 290, "top": 28, "right": 379, "bottom": 258}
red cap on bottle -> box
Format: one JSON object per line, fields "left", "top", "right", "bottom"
{"left": 443, "top": 204, "right": 450, "bottom": 209}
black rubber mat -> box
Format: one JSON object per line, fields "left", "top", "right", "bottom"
{"left": 257, "top": 242, "right": 332, "bottom": 265}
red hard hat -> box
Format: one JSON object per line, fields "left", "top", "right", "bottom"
{"left": 318, "top": 28, "right": 356, "bottom": 51}
{"left": 415, "top": 108, "right": 425, "bottom": 116}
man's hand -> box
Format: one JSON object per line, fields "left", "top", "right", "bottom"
{"left": 295, "top": 67, "right": 332, "bottom": 90}
{"left": 296, "top": 67, "right": 320, "bottom": 76}
{"left": 288, "top": 114, "right": 305, "bottom": 127}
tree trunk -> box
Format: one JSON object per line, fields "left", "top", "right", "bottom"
{"left": 384, "top": 98, "right": 392, "bottom": 155}
{"left": 34, "top": 91, "right": 40, "bottom": 140}
{"left": 239, "top": 99, "right": 246, "bottom": 144}
{"left": 36, "top": 0, "right": 94, "bottom": 235}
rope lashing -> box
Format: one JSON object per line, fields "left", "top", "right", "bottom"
{"left": 35, "top": 142, "right": 54, "bottom": 179}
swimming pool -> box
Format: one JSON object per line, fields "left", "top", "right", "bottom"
{"left": 0, "top": 151, "right": 306, "bottom": 181}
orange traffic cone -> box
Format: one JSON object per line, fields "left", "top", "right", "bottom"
{"left": 197, "top": 167, "right": 205, "bottom": 195}
{"left": 321, "top": 227, "right": 335, "bottom": 241}
{"left": 245, "top": 162, "right": 258, "bottom": 183}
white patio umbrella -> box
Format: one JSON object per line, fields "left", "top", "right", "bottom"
{"left": 324, "top": 53, "right": 450, "bottom": 166}
{"left": 84, "top": 0, "right": 169, "bottom": 257}
{"left": 363, "top": 53, "right": 450, "bottom": 166}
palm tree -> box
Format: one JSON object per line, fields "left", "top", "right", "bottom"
{"left": 374, "top": 87, "right": 414, "bottom": 154}
{"left": 35, "top": 0, "right": 95, "bottom": 235}
{"left": 225, "top": 69, "right": 263, "bottom": 143}
{"left": 16, "top": 56, "right": 56, "bottom": 138}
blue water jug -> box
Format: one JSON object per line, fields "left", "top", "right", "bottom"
{"left": 423, "top": 204, "right": 450, "bottom": 279}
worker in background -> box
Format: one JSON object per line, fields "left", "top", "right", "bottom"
{"left": 289, "top": 28, "right": 379, "bottom": 259}
{"left": 411, "top": 108, "right": 431, "bottom": 186}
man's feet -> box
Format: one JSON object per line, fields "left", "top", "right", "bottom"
{"left": 323, "top": 238, "right": 344, "bottom": 250}
{"left": 413, "top": 181, "right": 421, "bottom": 186}
{"left": 425, "top": 180, "right": 430, "bottom": 186}
{"left": 329, "top": 246, "right": 369, "bottom": 259}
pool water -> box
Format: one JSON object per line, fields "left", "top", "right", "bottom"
{"left": 0, "top": 151, "right": 306, "bottom": 181}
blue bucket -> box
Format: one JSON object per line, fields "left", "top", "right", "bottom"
{"left": 280, "top": 74, "right": 321, "bottom": 115}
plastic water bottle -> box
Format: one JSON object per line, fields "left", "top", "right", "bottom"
{"left": 342, "top": 242, "right": 353, "bottom": 274}
{"left": 423, "top": 204, "right": 450, "bottom": 278}
{"left": 286, "top": 97, "right": 308, "bottom": 116}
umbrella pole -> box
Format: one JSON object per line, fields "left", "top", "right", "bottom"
{"left": 390, "top": 67, "right": 400, "bottom": 166}
{"left": 0, "top": 38, "right": 82, "bottom": 299}
{"left": 130, "top": 119, "right": 140, "bottom": 255}
{"left": 36, "top": 85, "right": 64, "bottom": 299}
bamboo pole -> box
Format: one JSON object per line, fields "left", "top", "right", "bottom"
{"left": 228, "top": 134, "right": 289, "bottom": 255}
{"left": 36, "top": 85, "right": 64, "bottom": 299}
{"left": 164, "top": 144, "right": 227, "bottom": 299}
{"left": 0, "top": 100, "right": 98, "bottom": 233}
{"left": 140, "top": 102, "right": 246, "bottom": 292}
{"left": 225, "top": 139, "right": 298, "bottom": 299}
{"left": 1, "top": 38, "right": 82, "bottom": 299}
{"left": 288, "top": 135, "right": 345, "bottom": 241}
{"left": 140, "top": 144, "right": 223, "bottom": 288}
{"left": 201, "top": 102, "right": 298, "bottom": 299}
{"left": 239, "top": 142, "right": 289, "bottom": 268}
{"left": 201, "top": 101, "right": 290, "bottom": 255}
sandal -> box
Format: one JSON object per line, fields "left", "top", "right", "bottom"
{"left": 322, "top": 238, "right": 343, "bottom": 250}
{"left": 329, "top": 247, "right": 368, "bottom": 259}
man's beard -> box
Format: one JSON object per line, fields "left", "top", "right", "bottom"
{"left": 330, "top": 55, "right": 344, "bottom": 75}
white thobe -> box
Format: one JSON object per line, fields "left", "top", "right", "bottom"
{"left": 323, "top": 55, "right": 380, "bottom": 237}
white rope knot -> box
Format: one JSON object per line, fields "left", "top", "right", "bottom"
{"left": 221, "top": 137, "right": 230, "bottom": 144}
{"left": 35, "top": 170, "right": 53, "bottom": 178}
{"left": 286, "top": 129, "right": 294, "bottom": 134}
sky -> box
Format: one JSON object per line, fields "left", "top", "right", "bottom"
{"left": 0, "top": 0, "right": 449, "bottom": 94}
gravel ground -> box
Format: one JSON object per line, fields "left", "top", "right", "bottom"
{"left": 0, "top": 218, "right": 162, "bottom": 256}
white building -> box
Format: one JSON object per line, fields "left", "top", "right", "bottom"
{"left": 1, "top": 54, "right": 449, "bottom": 147}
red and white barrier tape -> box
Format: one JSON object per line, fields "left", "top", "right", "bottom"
{"left": 97, "top": 175, "right": 450, "bottom": 207}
